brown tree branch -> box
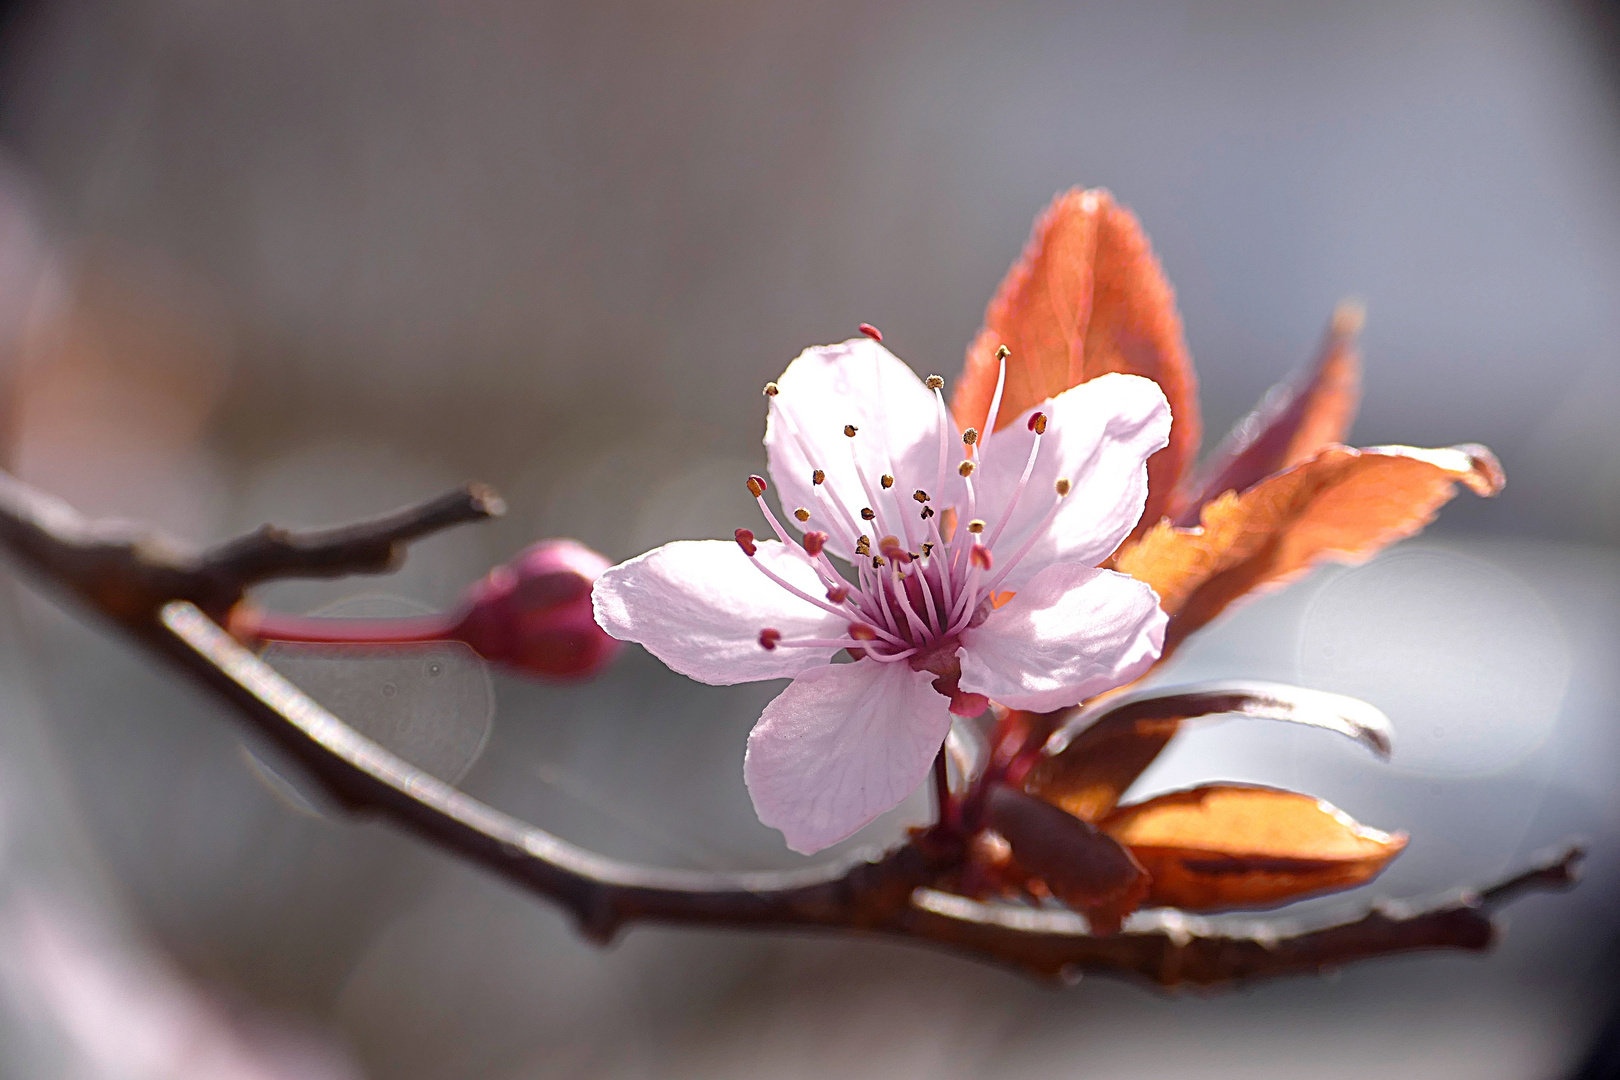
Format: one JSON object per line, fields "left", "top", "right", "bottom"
{"left": 0, "top": 471, "right": 1583, "bottom": 987}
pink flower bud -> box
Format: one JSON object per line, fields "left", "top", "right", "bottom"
{"left": 447, "top": 540, "right": 620, "bottom": 680}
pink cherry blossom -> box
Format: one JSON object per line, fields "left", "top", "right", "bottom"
{"left": 592, "top": 337, "right": 1170, "bottom": 853}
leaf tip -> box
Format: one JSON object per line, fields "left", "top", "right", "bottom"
{"left": 1450, "top": 443, "right": 1505, "bottom": 497}
{"left": 1330, "top": 298, "right": 1366, "bottom": 338}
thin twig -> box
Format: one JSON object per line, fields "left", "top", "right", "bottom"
{"left": 0, "top": 470, "right": 1583, "bottom": 986}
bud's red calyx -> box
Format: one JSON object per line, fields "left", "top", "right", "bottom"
{"left": 446, "top": 539, "right": 621, "bottom": 681}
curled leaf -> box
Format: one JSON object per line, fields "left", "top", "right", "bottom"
{"left": 983, "top": 784, "right": 1148, "bottom": 932}
{"left": 1115, "top": 442, "right": 1504, "bottom": 657}
{"left": 1172, "top": 301, "right": 1363, "bottom": 525}
{"left": 1026, "top": 680, "right": 1391, "bottom": 823}
{"left": 1100, "top": 783, "right": 1407, "bottom": 912}
{"left": 953, "top": 188, "right": 1200, "bottom": 541}
{"left": 1051, "top": 680, "right": 1392, "bottom": 759}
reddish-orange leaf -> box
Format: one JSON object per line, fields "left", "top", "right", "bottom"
{"left": 953, "top": 189, "right": 1201, "bottom": 542}
{"left": 984, "top": 784, "right": 1149, "bottom": 933}
{"left": 1100, "top": 784, "right": 1406, "bottom": 912}
{"left": 1023, "top": 713, "right": 1180, "bottom": 824}
{"left": 1115, "top": 442, "right": 1504, "bottom": 658}
{"left": 1171, "top": 301, "right": 1364, "bottom": 525}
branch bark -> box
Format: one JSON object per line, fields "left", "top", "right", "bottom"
{"left": 0, "top": 471, "right": 1583, "bottom": 987}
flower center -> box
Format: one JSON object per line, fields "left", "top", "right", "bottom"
{"left": 741, "top": 356, "right": 1072, "bottom": 686}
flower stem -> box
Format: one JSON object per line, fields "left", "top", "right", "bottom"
{"left": 933, "top": 746, "right": 953, "bottom": 829}
{"left": 234, "top": 608, "right": 460, "bottom": 645}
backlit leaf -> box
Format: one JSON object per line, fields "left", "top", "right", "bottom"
{"left": 953, "top": 188, "right": 1201, "bottom": 541}
{"left": 1171, "top": 301, "right": 1363, "bottom": 525}
{"left": 1100, "top": 784, "right": 1406, "bottom": 912}
{"left": 1027, "top": 680, "right": 1392, "bottom": 822}
{"left": 1115, "top": 442, "right": 1504, "bottom": 658}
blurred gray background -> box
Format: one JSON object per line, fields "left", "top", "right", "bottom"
{"left": 0, "top": 1, "right": 1614, "bottom": 1076}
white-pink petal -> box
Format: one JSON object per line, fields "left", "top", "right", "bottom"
{"left": 957, "top": 562, "right": 1165, "bottom": 713}
{"left": 973, "top": 373, "right": 1170, "bottom": 591}
{"left": 591, "top": 539, "right": 848, "bottom": 686}
{"left": 764, "top": 338, "right": 948, "bottom": 562}
{"left": 744, "top": 659, "right": 952, "bottom": 854}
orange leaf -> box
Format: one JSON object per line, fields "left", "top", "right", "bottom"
{"left": 1100, "top": 783, "right": 1406, "bottom": 912}
{"left": 953, "top": 189, "right": 1201, "bottom": 541}
{"left": 1026, "top": 680, "right": 1392, "bottom": 823}
{"left": 1024, "top": 713, "right": 1179, "bottom": 824}
{"left": 1171, "top": 301, "right": 1363, "bottom": 525}
{"left": 1115, "top": 442, "right": 1504, "bottom": 658}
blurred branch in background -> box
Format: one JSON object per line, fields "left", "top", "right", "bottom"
{"left": 0, "top": 470, "right": 1581, "bottom": 987}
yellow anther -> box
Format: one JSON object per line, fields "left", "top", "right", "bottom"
{"left": 844, "top": 424, "right": 859, "bottom": 437}
{"left": 1055, "top": 478, "right": 1072, "bottom": 496}
{"left": 967, "top": 519, "right": 985, "bottom": 534}
{"left": 913, "top": 489, "right": 929, "bottom": 503}
{"left": 763, "top": 381, "right": 779, "bottom": 397}
{"left": 872, "top": 556, "right": 885, "bottom": 568}
{"left": 746, "top": 476, "right": 766, "bottom": 498}
{"left": 959, "top": 461, "right": 976, "bottom": 478}
{"left": 793, "top": 508, "right": 810, "bottom": 522}
{"left": 925, "top": 374, "right": 944, "bottom": 390}
{"left": 1031, "top": 413, "right": 1048, "bottom": 435}
{"left": 812, "top": 469, "right": 826, "bottom": 485}
{"left": 860, "top": 507, "right": 876, "bottom": 521}
{"left": 963, "top": 428, "right": 979, "bottom": 445}
{"left": 995, "top": 344, "right": 1010, "bottom": 361}
{"left": 880, "top": 474, "right": 894, "bottom": 489}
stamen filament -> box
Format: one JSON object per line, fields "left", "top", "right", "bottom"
{"left": 947, "top": 561, "right": 984, "bottom": 635}
{"left": 981, "top": 483, "right": 1072, "bottom": 597}
{"left": 978, "top": 348, "right": 1009, "bottom": 456}
{"left": 846, "top": 434, "right": 894, "bottom": 541}
{"left": 923, "top": 509, "right": 955, "bottom": 613}
{"left": 860, "top": 647, "right": 919, "bottom": 663}
{"left": 771, "top": 401, "right": 865, "bottom": 551}
{"left": 772, "top": 636, "right": 901, "bottom": 653}
{"left": 982, "top": 420, "right": 1043, "bottom": 551}
{"left": 915, "top": 556, "right": 942, "bottom": 632}
{"left": 892, "top": 566, "right": 932, "bottom": 641}
{"left": 744, "top": 550, "right": 878, "bottom": 625}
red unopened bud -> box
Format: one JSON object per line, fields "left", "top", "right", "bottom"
{"left": 448, "top": 539, "right": 620, "bottom": 681}
{"left": 858, "top": 322, "right": 883, "bottom": 342}
{"left": 970, "top": 543, "right": 993, "bottom": 571}
{"left": 758, "top": 628, "right": 782, "bottom": 651}
{"left": 803, "top": 530, "right": 829, "bottom": 557}
{"left": 734, "top": 528, "right": 758, "bottom": 556}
